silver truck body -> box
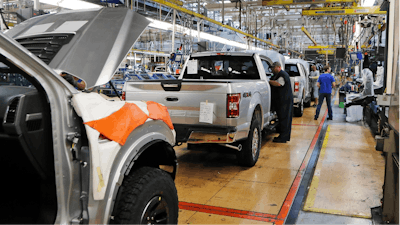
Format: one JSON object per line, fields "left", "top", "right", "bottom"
{"left": 1, "top": 8, "right": 178, "bottom": 224}
{"left": 125, "top": 52, "right": 279, "bottom": 144}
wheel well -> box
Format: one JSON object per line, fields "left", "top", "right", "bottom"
{"left": 254, "top": 105, "right": 262, "bottom": 125}
{"left": 130, "top": 140, "right": 177, "bottom": 180}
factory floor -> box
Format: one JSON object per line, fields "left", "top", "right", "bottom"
{"left": 174, "top": 91, "right": 385, "bottom": 224}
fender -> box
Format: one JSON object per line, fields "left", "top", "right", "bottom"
{"left": 295, "top": 86, "right": 305, "bottom": 106}
{"left": 245, "top": 91, "right": 263, "bottom": 131}
{"left": 88, "top": 120, "right": 176, "bottom": 224}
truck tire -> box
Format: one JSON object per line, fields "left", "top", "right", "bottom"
{"left": 294, "top": 98, "right": 304, "bottom": 117}
{"left": 111, "top": 167, "right": 178, "bottom": 224}
{"left": 237, "top": 111, "right": 261, "bottom": 167}
{"left": 304, "top": 97, "right": 311, "bottom": 107}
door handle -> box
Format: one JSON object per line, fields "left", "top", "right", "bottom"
{"left": 166, "top": 97, "right": 179, "bottom": 101}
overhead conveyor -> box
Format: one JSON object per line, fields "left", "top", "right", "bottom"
{"left": 262, "top": 0, "right": 355, "bottom": 6}
{"left": 302, "top": 6, "right": 386, "bottom": 16}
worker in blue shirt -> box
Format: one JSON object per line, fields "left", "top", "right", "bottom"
{"left": 314, "top": 65, "right": 335, "bottom": 120}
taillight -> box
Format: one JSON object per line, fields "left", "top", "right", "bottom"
{"left": 294, "top": 82, "right": 299, "bottom": 92}
{"left": 122, "top": 91, "right": 126, "bottom": 101}
{"left": 227, "top": 93, "right": 240, "bottom": 118}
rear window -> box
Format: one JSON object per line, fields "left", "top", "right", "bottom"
{"left": 182, "top": 55, "right": 259, "bottom": 79}
{"left": 285, "top": 64, "right": 300, "bottom": 77}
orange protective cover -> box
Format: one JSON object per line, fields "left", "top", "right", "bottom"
{"left": 85, "top": 101, "right": 173, "bottom": 146}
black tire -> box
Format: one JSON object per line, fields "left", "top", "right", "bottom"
{"left": 111, "top": 167, "right": 178, "bottom": 224}
{"left": 237, "top": 111, "right": 261, "bottom": 167}
{"left": 186, "top": 143, "right": 196, "bottom": 150}
{"left": 304, "top": 98, "right": 311, "bottom": 107}
{"left": 294, "top": 98, "right": 304, "bottom": 117}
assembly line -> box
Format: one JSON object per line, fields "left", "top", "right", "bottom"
{"left": 0, "top": 0, "right": 398, "bottom": 224}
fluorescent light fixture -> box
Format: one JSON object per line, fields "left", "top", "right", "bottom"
{"left": 39, "top": 0, "right": 102, "bottom": 10}
{"left": 362, "top": 0, "right": 375, "bottom": 7}
{"left": 148, "top": 18, "right": 263, "bottom": 51}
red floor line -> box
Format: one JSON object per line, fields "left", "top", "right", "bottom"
{"left": 179, "top": 201, "right": 277, "bottom": 218}
{"left": 179, "top": 202, "right": 283, "bottom": 223}
{"left": 292, "top": 124, "right": 319, "bottom": 126}
{"left": 277, "top": 109, "right": 328, "bottom": 221}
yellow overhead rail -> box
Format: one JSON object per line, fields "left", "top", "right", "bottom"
{"left": 302, "top": 6, "right": 386, "bottom": 16}
{"left": 148, "top": 0, "right": 301, "bottom": 55}
{"left": 301, "top": 27, "right": 318, "bottom": 46}
{"left": 317, "top": 50, "right": 335, "bottom": 55}
{"left": 307, "top": 45, "right": 349, "bottom": 49}
{"left": 262, "top": 0, "right": 354, "bottom": 6}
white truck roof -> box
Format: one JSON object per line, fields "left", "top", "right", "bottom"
{"left": 285, "top": 58, "right": 310, "bottom": 75}
{"left": 244, "top": 50, "right": 286, "bottom": 69}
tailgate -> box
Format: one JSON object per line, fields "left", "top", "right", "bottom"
{"left": 290, "top": 77, "right": 299, "bottom": 99}
{"left": 124, "top": 80, "right": 229, "bottom": 126}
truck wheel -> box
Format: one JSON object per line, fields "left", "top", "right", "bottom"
{"left": 294, "top": 99, "right": 304, "bottom": 117}
{"left": 237, "top": 111, "right": 261, "bottom": 167}
{"left": 304, "top": 98, "right": 311, "bottom": 107}
{"left": 111, "top": 167, "right": 178, "bottom": 224}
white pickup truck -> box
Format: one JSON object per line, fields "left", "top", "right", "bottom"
{"left": 124, "top": 51, "right": 285, "bottom": 166}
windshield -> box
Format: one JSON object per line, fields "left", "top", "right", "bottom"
{"left": 183, "top": 55, "right": 259, "bottom": 79}
{"left": 285, "top": 64, "right": 300, "bottom": 77}
{"left": 0, "top": 61, "right": 32, "bottom": 87}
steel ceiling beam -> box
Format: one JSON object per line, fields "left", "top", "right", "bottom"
{"left": 205, "top": 0, "right": 262, "bottom": 10}
{"left": 149, "top": 0, "right": 302, "bottom": 54}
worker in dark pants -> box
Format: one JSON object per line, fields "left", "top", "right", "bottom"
{"left": 269, "top": 62, "right": 293, "bottom": 143}
{"left": 314, "top": 65, "right": 336, "bottom": 120}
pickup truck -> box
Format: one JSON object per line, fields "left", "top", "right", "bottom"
{"left": 2, "top": 8, "right": 178, "bottom": 224}
{"left": 124, "top": 51, "right": 284, "bottom": 167}
{"left": 285, "top": 58, "right": 312, "bottom": 117}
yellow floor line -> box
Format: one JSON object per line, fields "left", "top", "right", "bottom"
{"left": 303, "top": 125, "right": 371, "bottom": 219}
{"left": 303, "top": 207, "right": 371, "bottom": 219}
{"left": 303, "top": 125, "right": 330, "bottom": 210}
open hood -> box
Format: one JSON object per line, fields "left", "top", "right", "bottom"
{"left": 6, "top": 8, "right": 150, "bottom": 88}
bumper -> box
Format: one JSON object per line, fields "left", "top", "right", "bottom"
{"left": 174, "top": 124, "right": 237, "bottom": 143}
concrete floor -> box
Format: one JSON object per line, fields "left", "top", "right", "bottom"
{"left": 296, "top": 211, "right": 372, "bottom": 224}
{"left": 173, "top": 90, "right": 385, "bottom": 224}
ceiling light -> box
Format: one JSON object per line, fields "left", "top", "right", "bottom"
{"left": 148, "top": 18, "right": 263, "bottom": 51}
{"left": 362, "top": 0, "right": 375, "bottom": 7}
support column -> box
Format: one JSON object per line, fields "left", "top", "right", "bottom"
{"left": 222, "top": 0, "right": 224, "bottom": 24}
{"left": 0, "top": 0, "right": 5, "bottom": 31}
{"left": 134, "top": 53, "right": 137, "bottom": 72}
{"left": 172, "top": 9, "right": 176, "bottom": 52}
{"left": 33, "top": 0, "right": 40, "bottom": 10}
{"left": 197, "top": 20, "right": 201, "bottom": 42}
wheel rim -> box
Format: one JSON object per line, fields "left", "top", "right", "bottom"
{"left": 252, "top": 128, "right": 259, "bottom": 158}
{"left": 140, "top": 195, "right": 169, "bottom": 224}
